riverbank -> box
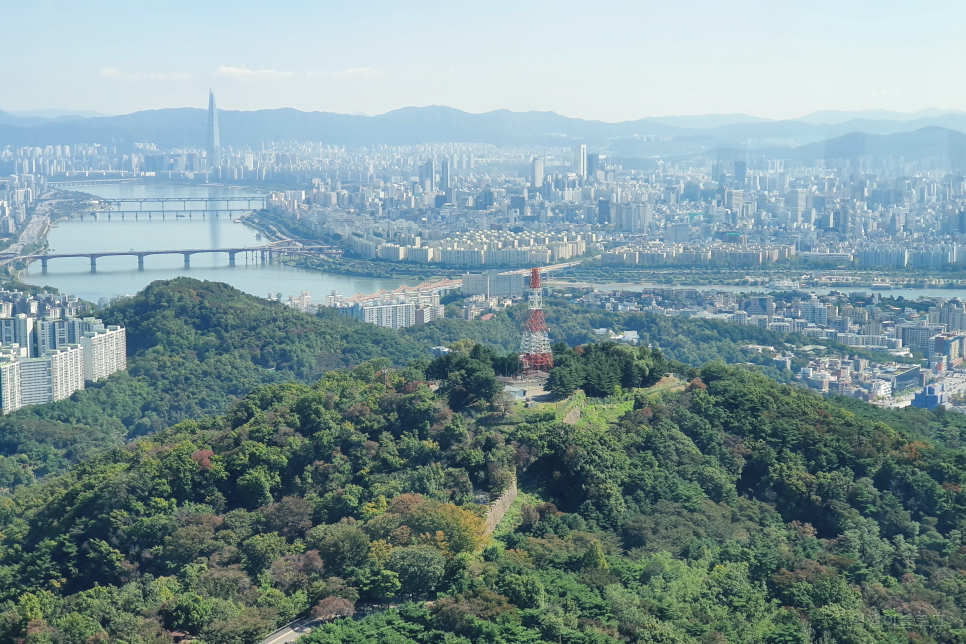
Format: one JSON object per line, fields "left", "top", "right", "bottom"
{"left": 17, "top": 186, "right": 407, "bottom": 301}
{"left": 242, "top": 210, "right": 461, "bottom": 281}
{"left": 32, "top": 185, "right": 966, "bottom": 294}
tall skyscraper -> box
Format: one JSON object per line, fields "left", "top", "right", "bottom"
{"left": 440, "top": 158, "right": 452, "bottom": 189}
{"left": 531, "top": 157, "right": 544, "bottom": 188}
{"left": 733, "top": 160, "right": 748, "bottom": 185}
{"left": 419, "top": 159, "right": 436, "bottom": 192}
{"left": 573, "top": 145, "right": 587, "bottom": 179}
{"left": 206, "top": 90, "right": 222, "bottom": 168}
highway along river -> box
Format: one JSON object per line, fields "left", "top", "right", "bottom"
{"left": 20, "top": 183, "right": 404, "bottom": 302}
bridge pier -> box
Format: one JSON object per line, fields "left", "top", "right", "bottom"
{"left": 90, "top": 257, "right": 97, "bottom": 272}
{"left": 228, "top": 251, "right": 236, "bottom": 266}
{"left": 137, "top": 254, "right": 145, "bottom": 270}
{"left": 40, "top": 258, "right": 48, "bottom": 274}
{"left": 183, "top": 253, "right": 191, "bottom": 267}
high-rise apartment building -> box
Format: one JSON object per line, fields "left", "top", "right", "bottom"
{"left": 0, "top": 357, "right": 20, "bottom": 414}
{"left": 899, "top": 323, "right": 946, "bottom": 356}
{"left": 414, "top": 305, "right": 445, "bottom": 325}
{"left": 19, "top": 345, "right": 85, "bottom": 408}
{"left": 36, "top": 316, "right": 112, "bottom": 356}
{"left": 79, "top": 326, "right": 127, "bottom": 382}
{"left": 0, "top": 315, "right": 35, "bottom": 357}
{"left": 0, "top": 317, "right": 125, "bottom": 414}
{"left": 350, "top": 302, "right": 416, "bottom": 329}
{"left": 733, "top": 160, "right": 748, "bottom": 185}
{"left": 621, "top": 204, "right": 652, "bottom": 233}
{"left": 800, "top": 300, "right": 828, "bottom": 325}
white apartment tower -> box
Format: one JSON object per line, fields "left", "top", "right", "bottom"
{"left": 0, "top": 358, "right": 21, "bottom": 414}
{"left": 19, "top": 345, "right": 85, "bottom": 407}
{"left": 351, "top": 302, "right": 416, "bottom": 329}
{"left": 0, "top": 319, "right": 126, "bottom": 414}
{"left": 0, "top": 315, "right": 35, "bottom": 357}
{"left": 79, "top": 326, "right": 127, "bottom": 382}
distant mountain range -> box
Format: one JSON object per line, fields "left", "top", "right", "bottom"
{"left": 2, "top": 105, "right": 965, "bottom": 162}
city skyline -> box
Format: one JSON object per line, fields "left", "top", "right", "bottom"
{"left": 4, "top": 0, "right": 966, "bottom": 121}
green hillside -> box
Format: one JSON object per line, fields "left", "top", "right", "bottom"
{"left": 0, "top": 278, "right": 850, "bottom": 490}
{"left": 2, "top": 349, "right": 966, "bottom": 643}
{"left": 0, "top": 278, "right": 428, "bottom": 488}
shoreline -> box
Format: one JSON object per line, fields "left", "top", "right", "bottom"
{"left": 26, "top": 186, "right": 966, "bottom": 297}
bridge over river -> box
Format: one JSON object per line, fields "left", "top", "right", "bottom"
{"left": 0, "top": 239, "right": 342, "bottom": 271}
{"left": 95, "top": 195, "right": 269, "bottom": 214}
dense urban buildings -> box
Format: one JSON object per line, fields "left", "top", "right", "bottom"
{"left": 0, "top": 290, "right": 126, "bottom": 413}
{"left": 5, "top": 129, "right": 966, "bottom": 278}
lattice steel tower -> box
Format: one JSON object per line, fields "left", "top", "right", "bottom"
{"left": 519, "top": 267, "right": 554, "bottom": 372}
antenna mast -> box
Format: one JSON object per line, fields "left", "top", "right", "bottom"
{"left": 519, "top": 267, "right": 554, "bottom": 372}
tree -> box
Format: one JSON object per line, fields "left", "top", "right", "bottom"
{"left": 166, "top": 592, "right": 213, "bottom": 633}
{"left": 240, "top": 532, "right": 290, "bottom": 576}
{"left": 426, "top": 351, "right": 502, "bottom": 410}
{"left": 237, "top": 469, "right": 274, "bottom": 508}
{"left": 547, "top": 363, "right": 584, "bottom": 398}
{"left": 500, "top": 573, "right": 545, "bottom": 609}
{"left": 387, "top": 546, "right": 446, "bottom": 597}
{"left": 311, "top": 596, "right": 355, "bottom": 621}
{"left": 492, "top": 390, "right": 515, "bottom": 418}
{"left": 355, "top": 567, "right": 401, "bottom": 604}
{"left": 261, "top": 495, "right": 316, "bottom": 540}
{"left": 307, "top": 522, "right": 371, "bottom": 576}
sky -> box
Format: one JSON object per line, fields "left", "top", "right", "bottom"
{"left": 5, "top": 0, "right": 966, "bottom": 121}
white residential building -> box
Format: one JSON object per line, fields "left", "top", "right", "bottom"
{"left": 351, "top": 302, "right": 416, "bottom": 329}
{"left": 79, "top": 326, "right": 127, "bottom": 382}
{"left": 19, "top": 345, "right": 85, "bottom": 407}
{"left": 0, "top": 357, "right": 21, "bottom": 414}
{"left": 0, "top": 315, "right": 35, "bottom": 357}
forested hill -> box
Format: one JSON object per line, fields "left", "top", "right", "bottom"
{"left": 0, "top": 278, "right": 429, "bottom": 487}
{"left": 103, "top": 278, "right": 426, "bottom": 373}
{"left": 0, "top": 278, "right": 900, "bottom": 489}
{"left": 3, "top": 352, "right": 966, "bottom": 643}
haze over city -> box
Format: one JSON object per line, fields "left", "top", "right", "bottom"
{"left": 5, "top": 0, "right": 966, "bottom": 120}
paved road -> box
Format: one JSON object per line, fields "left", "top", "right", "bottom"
{"left": 258, "top": 617, "right": 317, "bottom": 644}
{"left": 257, "top": 605, "right": 401, "bottom": 644}
{"left": 1, "top": 194, "right": 54, "bottom": 259}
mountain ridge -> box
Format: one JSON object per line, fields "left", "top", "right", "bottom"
{"left": 2, "top": 105, "right": 966, "bottom": 160}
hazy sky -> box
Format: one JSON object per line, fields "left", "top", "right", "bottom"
{"left": 5, "top": 0, "right": 966, "bottom": 121}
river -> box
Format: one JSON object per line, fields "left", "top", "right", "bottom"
{"left": 20, "top": 184, "right": 405, "bottom": 302}
{"left": 23, "top": 183, "right": 966, "bottom": 304}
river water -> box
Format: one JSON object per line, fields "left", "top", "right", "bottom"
{"left": 20, "top": 184, "right": 405, "bottom": 302}
{"left": 23, "top": 183, "right": 966, "bottom": 304}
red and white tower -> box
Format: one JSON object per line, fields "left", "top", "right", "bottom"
{"left": 519, "top": 267, "right": 554, "bottom": 372}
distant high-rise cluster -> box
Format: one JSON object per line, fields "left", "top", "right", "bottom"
{"left": 6, "top": 96, "right": 966, "bottom": 276}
